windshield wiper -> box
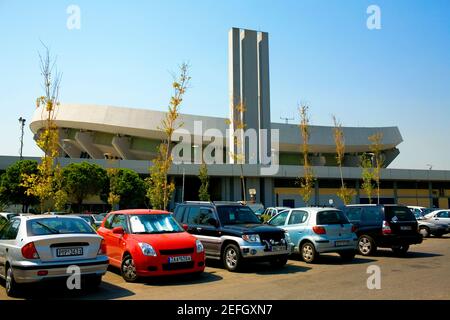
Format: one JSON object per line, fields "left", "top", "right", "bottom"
{"left": 35, "top": 221, "right": 60, "bottom": 234}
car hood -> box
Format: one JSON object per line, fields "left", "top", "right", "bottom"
{"left": 222, "top": 224, "right": 283, "bottom": 234}
{"left": 128, "top": 232, "right": 197, "bottom": 249}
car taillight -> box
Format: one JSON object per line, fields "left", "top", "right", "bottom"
{"left": 312, "top": 226, "right": 326, "bottom": 235}
{"left": 98, "top": 239, "right": 107, "bottom": 255}
{"left": 382, "top": 221, "right": 392, "bottom": 235}
{"left": 22, "top": 242, "right": 40, "bottom": 259}
{"left": 351, "top": 225, "right": 357, "bottom": 233}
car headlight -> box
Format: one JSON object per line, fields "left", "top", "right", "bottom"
{"left": 138, "top": 242, "right": 157, "bottom": 256}
{"left": 284, "top": 231, "right": 291, "bottom": 242}
{"left": 196, "top": 240, "right": 204, "bottom": 253}
{"left": 242, "top": 234, "right": 261, "bottom": 243}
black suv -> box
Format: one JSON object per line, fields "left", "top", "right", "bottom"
{"left": 173, "top": 202, "right": 292, "bottom": 271}
{"left": 341, "top": 204, "right": 423, "bottom": 256}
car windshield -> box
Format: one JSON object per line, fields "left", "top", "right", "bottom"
{"left": 217, "top": 206, "right": 260, "bottom": 225}
{"left": 129, "top": 214, "right": 184, "bottom": 234}
{"left": 385, "top": 206, "right": 416, "bottom": 222}
{"left": 316, "top": 210, "right": 349, "bottom": 225}
{"left": 27, "top": 218, "right": 95, "bottom": 236}
{"left": 93, "top": 214, "right": 105, "bottom": 221}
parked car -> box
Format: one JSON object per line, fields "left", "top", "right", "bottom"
{"left": 242, "top": 202, "right": 265, "bottom": 217}
{"left": 407, "top": 206, "right": 435, "bottom": 217}
{"left": 263, "top": 207, "right": 290, "bottom": 218}
{"left": 92, "top": 214, "right": 106, "bottom": 227}
{"left": 342, "top": 204, "right": 423, "bottom": 256}
{"left": 424, "top": 210, "right": 450, "bottom": 230}
{"left": 0, "top": 215, "right": 109, "bottom": 297}
{"left": 267, "top": 207, "right": 357, "bottom": 263}
{"left": 173, "top": 201, "right": 292, "bottom": 272}
{"left": 97, "top": 209, "right": 205, "bottom": 282}
{"left": 68, "top": 214, "right": 97, "bottom": 228}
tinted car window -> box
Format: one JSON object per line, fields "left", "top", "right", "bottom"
{"left": 217, "top": 206, "right": 260, "bottom": 225}
{"left": 269, "top": 210, "right": 289, "bottom": 226}
{"left": 288, "top": 210, "right": 308, "bottom": 225}
{"left": 173, "top": 206, "right": 186, "bottom": 222}
{"left": 362, "top": 207, "right": 383, "bottom": 223}
{"left": 345, "top": 207, "right": 362, "bottom": 221}
{"left": 384, "top": 206, "right": 416, "bottom": 222}
{"left": 111, "top": 214, "right": 128, "bottom": 230}
{"left": 316, "top": 210, "right": 348, "bottom": 225}
{"left": 186, "top": 207, "right": 201, "bottom": 224}
{"left": 27, "top": 218, "right": 94, "bottom": 236}
{"left": 437, "top": 211, "right": 449, "bottom": 218}
{"left": 0, "top": 219, "right": 21, "bottom": 240}
{"left": 104, "top": 214, "right": 114, "bottom": 229}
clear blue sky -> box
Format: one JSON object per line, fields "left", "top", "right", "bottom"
{"left": 0, "top": 0, "right": 449, "bottom": 170}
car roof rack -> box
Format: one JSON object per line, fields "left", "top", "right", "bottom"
{"left": 183, "top": 201, "right": 214, "bottom": 204}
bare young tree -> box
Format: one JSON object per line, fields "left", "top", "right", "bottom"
{"left": 369, "top": 132, "right": 384, "bottom": 205}
{"left": 22, "top": 44, "right": 67, "bottom": 213}
{"left": 332, "top": 115, "right": 355, "bottom": 205}
{"left": 146, "top": 63, "right": 190, "bottom": 210}
{"left": 298, "top": 104, "right": 314, "bottom": 206}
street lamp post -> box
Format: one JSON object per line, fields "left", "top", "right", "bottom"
{"left": 18, "top": 117, "right": 26, "bottom": 160}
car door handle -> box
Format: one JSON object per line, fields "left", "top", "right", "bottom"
{"left": 196, "top": 227, "right": 203, "bottom": 232}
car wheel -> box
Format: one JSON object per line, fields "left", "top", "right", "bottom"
{"left": 358, "top": 235, "right": 377, "bottom": 256}
{"left": 419, "top": 227, "right": 430, "bottom": 238}
{"left": 392, "top": 245, "right": 409, "bottom": 256}
{"left": 339, "top": 250, "right": 356, "bottom": 261}
{"left": 270, "top": 255, "right": 289, "bottom": 268}
{"left": 223, "top": 244, "right": 242, "bottom": 272}
{"left": 301, "top": 242, "right": 317, "bottom": 263}
{"left": 5, "top": 265, "right": 20, "bottom": 298}
{"left": 121, "top": 254, "right": 139, "bottom": 282}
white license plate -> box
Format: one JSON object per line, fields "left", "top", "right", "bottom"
{"left": 335, "top": 241, "right": 349, "bottom": 247}
{"left": 168, "top": 255, "right": 192, "bottom": 263}
{"left": 56, "top": 247, "right": 83, "bottom": 257}
{"left": 400, "top": 226, "right": 412, "bottom": 230}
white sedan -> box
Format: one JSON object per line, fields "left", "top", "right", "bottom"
{"left": 0, "top": 215, "right": 109, "bottom": 297}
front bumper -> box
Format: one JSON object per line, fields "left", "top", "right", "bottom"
{"left": 134, "top": 253, "right": 205, "bottom": 277}
{"left": 12, "top": 256, "right": 109, "bottom": 284}
{"left": 240, "top": 243, "right": 292, "bottom": 259}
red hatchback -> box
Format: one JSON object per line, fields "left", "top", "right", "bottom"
{"left": 97, "top": 209, "right": 205, "bottom": 282}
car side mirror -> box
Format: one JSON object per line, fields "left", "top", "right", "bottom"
{"left": 112, "top": 226, "right": 125, "bottom": 235}
{"left": 182, "top": 224, "right": 189, "bottom": 231}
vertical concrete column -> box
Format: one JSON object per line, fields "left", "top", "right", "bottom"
{"left": 263, "top": 178, "right": 274, "bottom": 207}
{"left": 257, "top": 32, "right": 271, "bottom": 164}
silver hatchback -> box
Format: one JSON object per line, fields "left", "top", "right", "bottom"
{"left": 0, "top": 215, "right": 109, "bottom": 297}
{"left": 268, "top": 207, "right": 358, "bottom": 263}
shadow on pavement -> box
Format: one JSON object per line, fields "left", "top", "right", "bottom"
{"left": 372, "top": 249, "right": 443, "bottom": 259}
{"left": 107, "top": 265, "right": 223, "bottom": 287}
{"left": 0, "top": 278, "right": 135, "bottom": 300}
{"left": 205, "top": 258, "right": 311, "bottom": 275}
{"left": 289, "top": 253, "right": 377, "bottom": 265}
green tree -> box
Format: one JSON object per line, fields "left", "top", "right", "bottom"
{"left": 0, "top": 160, "right": 39, "bottom": 212}
{"left": 62, "top": 162, "right": 108, "bottom": 212}
{"left": 146, "top": 63, "right": 190, "bottom": 210}
{"left": 298, "top": 104, "right": 315, "bottom": 205}
{"left": 104, "top": 168, "right": 146, "bottom": 209}
{"left": 198, "top": 163, "right": 210, "bottom": 201}
{"left": 360, "top": 153, "right": 375, "bottom": 204}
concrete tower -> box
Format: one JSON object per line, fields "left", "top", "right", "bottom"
{"left": 228, "top": 27, "right": 271, "bottom": 164}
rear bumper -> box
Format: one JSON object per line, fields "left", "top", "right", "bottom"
{"left": 378, "top": 234, "right": 423, "bottom": 247}
{"left": 11, "top": 257, "right": 109, "bottom": 284}
{"left": 314, "top": 238, "right": 358, "bottom": 253}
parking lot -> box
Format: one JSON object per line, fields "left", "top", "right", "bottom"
{"left": 1, "top": 236, "right": 449, "bottom": 300}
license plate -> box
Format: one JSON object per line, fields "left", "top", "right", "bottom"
{"left": 271, "top": 245, "right": 285, "bottom": 252}
{"left": 168, "top": 255, "right": 192, "bottom": 263}
{"left": 400, "top": 226, "right": 412, "bottom": 230}
{"left": 335, "top": 240, "right": 349, "bottom": 247}
{"left": 56, "top": 247, "right": 83, "bottom": 257}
